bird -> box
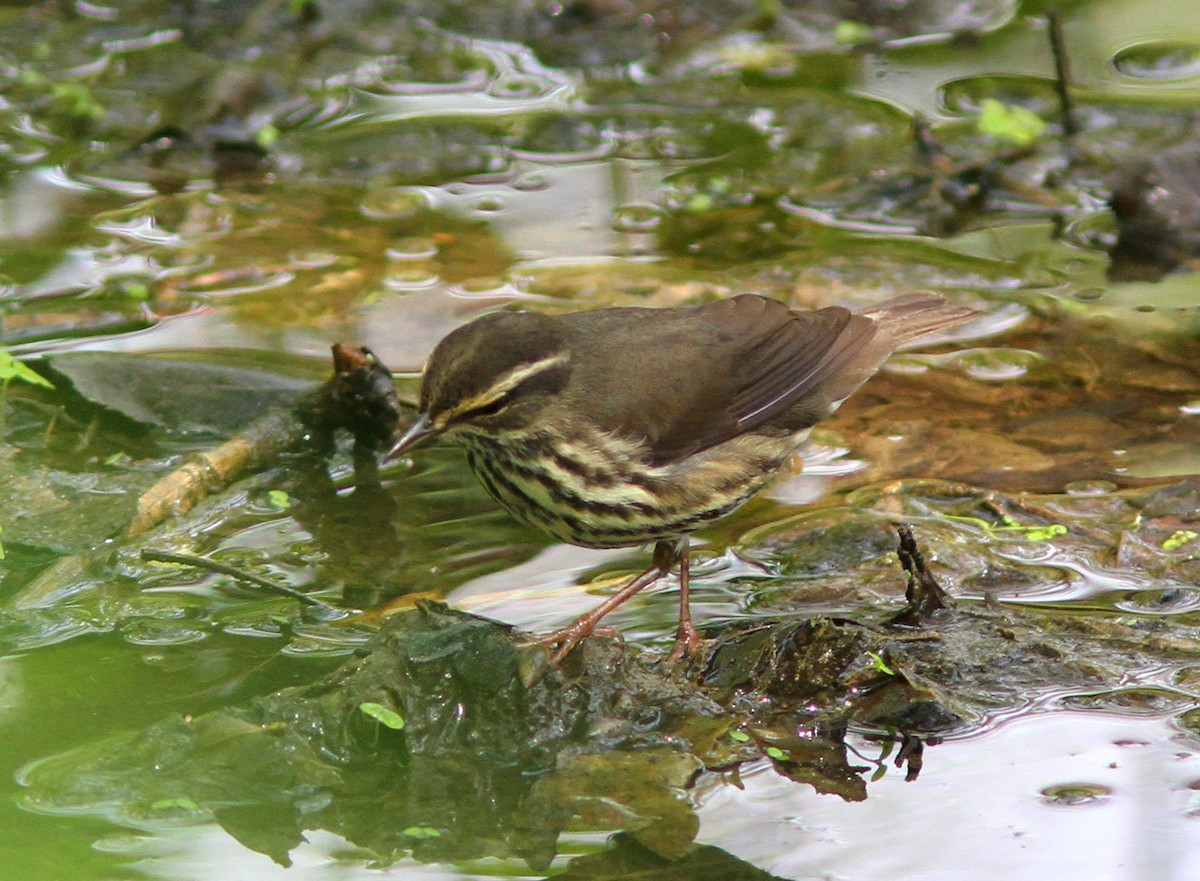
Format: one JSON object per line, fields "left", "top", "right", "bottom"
{"left": 386, "top": 292, "right": 979, "bottom": 663}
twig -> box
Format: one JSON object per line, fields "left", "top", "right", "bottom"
{"left": 8, "top": 343, "right": 403, "bottom": 610}
{"left": 892, "top": 524, "right": 950, "bottom": 624}
{"left": 140, "top": 549, "right": 343, "bottom": 612}
{"left": 1047, "top": 10, "right": 1079, "bottom": 138}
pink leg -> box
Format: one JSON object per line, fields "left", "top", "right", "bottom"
{"left": 540, "top": 537, "right": 691, "bottom": 662}
{"left": 668, "top": 551, "right": 703, "bottom": 661}
{"left": 539, "top": 563, "right": 665, "bottom": 663}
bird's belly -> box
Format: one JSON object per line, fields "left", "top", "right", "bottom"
{"left": 460, "top": 432, "right": 798, "bottom": 549}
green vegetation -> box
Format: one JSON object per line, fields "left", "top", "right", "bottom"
{"left": 359, "top": 702, "right": 406, "bottom": 730}
{"left": 976, "top": 98, "right": 1046, "bottom": 146}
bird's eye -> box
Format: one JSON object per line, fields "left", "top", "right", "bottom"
{"left": 462, "top": 394, "right": 510, "bottom": 420}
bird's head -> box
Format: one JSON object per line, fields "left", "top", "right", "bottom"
{"left": 386, "top": 311, "right": 571, "bottom": 458}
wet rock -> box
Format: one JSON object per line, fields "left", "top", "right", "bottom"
{"left": 1109, "top": 151, "right": 1200, "bottom": 280}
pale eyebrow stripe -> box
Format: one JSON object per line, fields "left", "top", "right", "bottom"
{"left": 438, "top": 352, "right": 570, "bottom": 424}
{"left": 490, "top": 352, "right": 570, "bottom": 396}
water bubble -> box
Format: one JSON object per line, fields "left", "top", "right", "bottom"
{"left": 1064, "top": 480, "right": 1118, "bottom": 495}
{"left": 383, "top": 268, "right": 440, "bottom": 291}
{"left": 452, "top": 277, "right": 512, "bottom": 298}
{"left": 121, "top": 619, "right": 209, "bottom": 646}
{"left": 1115, "top": 588, "right": 1200, "bottom": 616}
{"left": 289, "top": 250, "right": 338, "bottom": 269}
{"left": 1039, "top": 782, "right": 1112, "bottom": 807}
{"left": 386, "top": 237, "right": 439, "bottom": 261}
{"left": 512, "top": 172, "right": 550, "bottom": 192}
{"left": 360, "top": 187, "right": 432, "bottom": 220}
{"left": 472, "top": 195, "right": 505, "bottom": 213}
{"left": 488, "top": 77, "right": 546, "bottom": 100}
{"left": 611, "top": 202, "right": 664, "bottom": 233}
{"left": 949, "top": 347, "right": 1043, "bottom": 381}
{"left": 1113, "top": 42, "right": 1200, "bottom": 80}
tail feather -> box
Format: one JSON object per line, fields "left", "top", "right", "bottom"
{"left": 860, "top": 292, "right": 982, "bottom": 346}
{"left": 808, "top": 292, "right": 981, "bottom": 409}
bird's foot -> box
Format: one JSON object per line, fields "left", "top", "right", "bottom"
{"left": 537, "top": 623, "right": 621, "bottom": 664}
{"left": 667, "top": 621, "right": 707, "bottom": 663}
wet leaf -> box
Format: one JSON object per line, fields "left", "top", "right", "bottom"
{"left": 402, "top": 825, "right": 441, "bottom": 839}
{"left": 268, "top": 489, "right": 293, "bottom": 510}
{"left": 0, "top": 455, "right": 146, "bottom": 554}
{"left": 976, "top": 98, "right": 1045, "bottom": 145}
{"left": 0, "top": 349, "right": 54, "bottom": 389}
{"left": 868, "top": 652, "right": 895, "bottom": 676}
{"left": 1162, "top": 529, "right": 1198, "bottom": 552}
{"left": 359, "top": 702, "right": 405, "bottom": 730}
{"left": 44, "top": 353, "right": 313, "bottom": 435}
{"left": 835, "top": 20, "right": 874, "bottom": 45}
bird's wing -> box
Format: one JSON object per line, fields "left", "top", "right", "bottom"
{"left": 649, "top": 295, "right": 876, "bottom": 462}
{"left": 565, "top": 295, "right": 879, "bottom": 466}
{"left": 718, "top": 295, "right": 876, "bottom": 427}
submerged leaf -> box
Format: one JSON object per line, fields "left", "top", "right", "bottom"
{"left": 868, "top": 652, "right": 895, "bottom": 676}
{"left": 402, "top": 825, "right": 442, "bottom": 839}
{"left": 976, "top": 98, "right": 1045, "bottom": 146}
{"left": 0, "top": 349, "right": 54, "bottom": 389}
{"left": 1162, "top": 529, "right": 1198, "bottom": 552}
{"left": 268, "top": 489, "right": 293, "bottom": 510}
{"left": 359, "top": 702, "right": 405, "bottom": 730}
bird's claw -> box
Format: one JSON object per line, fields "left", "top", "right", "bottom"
{"left": 536, "top": 623, "right": 622, "bottom": 664}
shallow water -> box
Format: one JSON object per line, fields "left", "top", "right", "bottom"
{"left": 3, "top": 1, "right": 1200, "bottom": 879}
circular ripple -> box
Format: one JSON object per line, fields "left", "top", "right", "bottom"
{"left": 1061, "top": 687, "right": 1196, "bottom": 716}
{"left": 1115, "top": 587, "right": 1200, "bottom": 616}
{"left": 1113, "top": 42, "right": 1200, "bottom": 80}
{"left": 1040, "top": 782, "right": 1112, "bottom": 807}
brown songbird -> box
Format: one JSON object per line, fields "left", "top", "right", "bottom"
{"left": 387, "top": 293, "right": 978, "bottom": 661}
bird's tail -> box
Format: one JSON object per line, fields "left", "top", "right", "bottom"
{"left": 861, "top": 292, "right": 981, "bottom": 346}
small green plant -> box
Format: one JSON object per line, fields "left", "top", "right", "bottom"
{"left": 268, "top": 489, "right": 293, "bottom": 509}
{"left": 402, "top": 825, "right": 442, "bottom": 839}
{"left": 867, "top": 651, "right": 894, "bottom": 676}
{"left": 359, "top": 701, "right": 405, "bottom": 730}
{"left": 1, "top": 348, "right": 54, "bottom": 440}
{"left": 942, "top": 513, "right": 1066, "bottom": 542}
{"left": 50, "top": 82, "right": 105, "bottom": 122}
{"left": 834, "top": 20, "right": 874, "bottom": 45}
{"left": 0, "top": 349, "right": 53, "bottom": 390}
{"left": 254, "top": 123, "right": 280, "bottom": 150}
{"left": 976, "top": 98, "right": 1045, "bottom": 146}
{"left": 1162, "top": 530, "right": 1198, "bottom": 552}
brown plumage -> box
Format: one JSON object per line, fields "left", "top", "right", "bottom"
{"left": 389, "top": 292, "right": 980, "bottom": 661}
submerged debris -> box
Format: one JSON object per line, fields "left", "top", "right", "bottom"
{"left": 21, "top": 508, "right": 1200, "bottom": 869}
{"left": 7, "top": 344, "right": 405, "bottom": 610}
{"left": 892, "top": 522, "right": 951, "bottom": 624}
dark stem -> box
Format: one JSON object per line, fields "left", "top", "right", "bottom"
{"left": 892, "top": 524, "right": 950, "bottom": 624}
{"left": 140, "top": 549, "right": 342, "bottom": 612}
{"left": 1047, "top": 9, "right": 1080, "bottom": 138}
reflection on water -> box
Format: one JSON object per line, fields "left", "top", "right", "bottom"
{"left": 696, "top": 713, "right": 1200, "bottom": 881}
{"left": 2, "top": 0, "right": 1200, "bottom": 878}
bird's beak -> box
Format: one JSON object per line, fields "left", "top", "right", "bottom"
{"left": 385, "top": 413, "right": 440, "bottom": 462}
